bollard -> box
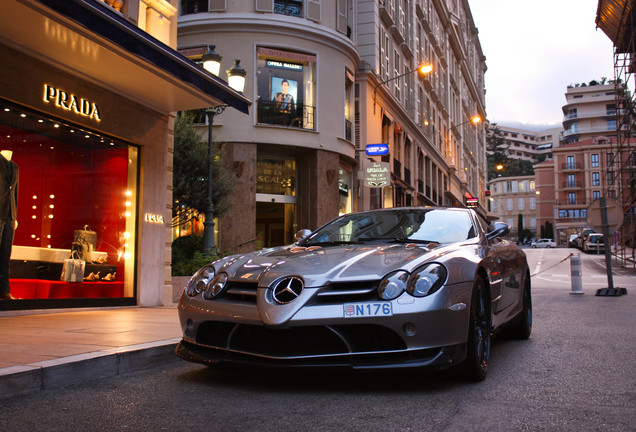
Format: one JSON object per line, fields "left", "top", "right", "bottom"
{"left": 570, "top": 253, "right": 583, "bottom": 295}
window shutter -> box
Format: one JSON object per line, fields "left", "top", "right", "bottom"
{"left": 336, "top": 0, "right": 347, "bottom": 33}
{"left": 306, "top": 0, "right": 321, "bottom": 22}
{"left": 209, "top": 0, "right": 226, "bottom": 11}
{"left": 255, "top": 0, "right": 273, "bottom": 12}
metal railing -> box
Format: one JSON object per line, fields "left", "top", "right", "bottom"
{"left": 256, "top": 101, "right": 315, "bottom": 131}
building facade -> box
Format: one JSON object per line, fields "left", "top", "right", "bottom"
{"left": 535, "top": 137, "right": 617, "bottom": 245}
{"left": 177, "top": 0, "right": 360, "bottom": 252}
{"left": 356, "top": 0, "right": 487, "bottom": 215}
{"left": 488, "top": 175, "right": 537, "bottom": 240}
{"left": 561, "top": 83, "right": 620, "bottom": 145}
{"left": 176, "top": 0, "right": 489, "bottom": 253}
{"left": 490, "top": 125, "right": 561, "bottom": 163}
{"left": 1, "top": 0, "right": 248, "bottom": 310}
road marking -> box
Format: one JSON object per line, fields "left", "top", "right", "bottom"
{"left": 533, "top": 250, "right": 544, "bottom": 276}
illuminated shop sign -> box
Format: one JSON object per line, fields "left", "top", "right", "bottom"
{"left": 466, "top": 198, "right": 479, "bottom": 208}
{"left": 43, "top": 84, "right": 102, "bottom": 122}
{"left": 266, "top": 60, "right": 303, "bottom": 71}
{"left": 365, "top": 143, "right": 389, "bottom": 156}
{"left": 144, "top": 213, "right": 165, "bottom": 224}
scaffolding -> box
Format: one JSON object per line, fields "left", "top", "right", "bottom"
{"left": 597, "top": 0, "right": 636, "bottom": 268}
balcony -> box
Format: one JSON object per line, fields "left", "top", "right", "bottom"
{"left": 404, "top": 167, "right": 411, "bottom": 185}
{"left": 562, "top": 125, "right": 618, "bottom": 137}
{"left": 562, "top": 181, "right": 583, "bottom": 189}
{"left": 561, "top": 162, "right": 582, "bottom": 171}
{"left": 257, "top": 101, "right": 315, "bottom": 131}
{"left": 418, "top": 179, "right": 424, "bottom": 194}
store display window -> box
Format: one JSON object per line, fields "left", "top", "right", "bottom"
{"left": 0, "top": 99, "right": 138, "bottom": 304}
{"left": 256, "top": 47, "right": 316, "bottom": 130}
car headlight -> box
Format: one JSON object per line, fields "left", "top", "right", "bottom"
{"left": 186, "top": 265, "right": 215, "bottom": 297}
{"left": 203, "top": 272, "right": 228, "bottom": 300}
{"left": 406, "top": 263, "right": 447, "bottom": 297}
{"left": 378, "top": 271, "right": 409, "bottom": 300}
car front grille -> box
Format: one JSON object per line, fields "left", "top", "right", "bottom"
{"left": 218, "top": 280, "right": 381, "bottom": 305}
{"left": 314, "top": 280, "right": 379, "bottom": 304}
{"left": 196, "top": 321, "right": 406, "bottom": 358}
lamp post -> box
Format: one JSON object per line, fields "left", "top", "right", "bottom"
{"left": 202, "top": 105, "right": 227, "bottom": 253}
{"left": 200, "top": 48, "right": 247, "bottom": 253}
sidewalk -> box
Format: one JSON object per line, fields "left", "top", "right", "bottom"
{"left": 0, "top": 306, "right": 182, "bottom": 400}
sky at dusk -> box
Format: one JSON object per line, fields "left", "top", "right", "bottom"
{"left": 469, "top": 0, "right": 615, "bottom": 130}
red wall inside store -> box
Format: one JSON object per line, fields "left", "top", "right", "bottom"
{"left": 10, "top": 144, "right": 129, "bottom": 255}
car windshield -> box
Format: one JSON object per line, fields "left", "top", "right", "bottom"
{"left": 301, "top": 208, "right": 477, "bottom": 246}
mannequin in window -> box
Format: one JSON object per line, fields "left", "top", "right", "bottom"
{"left": 0, "top": 150, "right": 18, "bottom": 300}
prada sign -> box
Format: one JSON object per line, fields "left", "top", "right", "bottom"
{"left": 43, "top": 84, "right": 102, "bottom": 122}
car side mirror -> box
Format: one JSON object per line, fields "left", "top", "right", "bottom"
{"left": 486, "top": 222, "right": 510, "bottom": 240}
{"left": 294, "top": 229, "right": 312, "bottom": 243}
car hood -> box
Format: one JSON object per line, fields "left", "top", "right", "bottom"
{"left": 215, "top": 242, "right": 456, "bottom": 288}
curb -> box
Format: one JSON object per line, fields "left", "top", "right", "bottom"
{"left": 0, "top": 338, "right": 181, "bottom": 400}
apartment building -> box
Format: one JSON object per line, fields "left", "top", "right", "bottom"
{"left": 357, "top": 0, "right": 487, "bottom": 215}
{"left": 561, "top": 83, "right": 620, "bottom": 145}
{"left": 491, "top": 125, "right": 560, "bottom": 163}
{"left": 176, "top": 0, "right": 488, "bottom": 253}
{"left": 536, "top": 136, "right": 617, "bottom": 245}
{"left": 488, "top": 175, "right": 538, "bottom": 240}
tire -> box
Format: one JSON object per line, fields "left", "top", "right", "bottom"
{"left": 531, "top": 245, "right": 536, "bottom": 248}
{"left": 462, "top": 276, "right": 491, "bottom": 381}
{"left": 509, "top": 273, "right": 532, "bottom": 340}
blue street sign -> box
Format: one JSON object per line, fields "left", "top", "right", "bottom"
{"left": 365, "top": 143, "right": 389, "bottom": 156}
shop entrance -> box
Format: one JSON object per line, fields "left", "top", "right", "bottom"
{"left": 255, "top": 201, "right": 296, "bottom": 250}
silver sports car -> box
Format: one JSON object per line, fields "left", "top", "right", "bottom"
{"left": 176, "top": 207, "right": 531, "bottom": 380}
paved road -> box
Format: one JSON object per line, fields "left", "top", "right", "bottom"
{"left": 0, "top": 248, "right": 634, "bottom": 432}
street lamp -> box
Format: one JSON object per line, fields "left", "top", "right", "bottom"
{"left": 373, "top": 63, "right": 433, "bottom": 110}
{"left": 200, "top": 53, "right": 248, "bottom": 252}
{"left": 202, "top": 45, "right": 222, "bottom": 76}
{"left": 455, "top": 115, "right": 482, "bottom": 128}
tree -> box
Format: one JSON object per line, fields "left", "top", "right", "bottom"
{"left": 172, "top": 111, "right": 234, "bottom": 224}
{"left": 486, "top": 124, "right": 509, "bottom": 180}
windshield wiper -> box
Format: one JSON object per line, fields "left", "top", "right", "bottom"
{"left": 388, "top": 238, "right": 438, "bottom": 244}
{"left": 304, "top": 240, "right": 364, "bottom": 247}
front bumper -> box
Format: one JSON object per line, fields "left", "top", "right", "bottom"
{"left": 175, "top": 281, "right": 473, "bottom": 370}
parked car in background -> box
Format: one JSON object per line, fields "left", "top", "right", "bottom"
{"left": 176, "top": 207, "right": 532, "bottom": 381}
{"left": 583, "top": 233, "right": 604, "bottom": 254}
{"left": 568, "top": 234, "right": 579, "bottom": 248}
{"left": 531, "top": 238, "right": 556, "bottom": 248}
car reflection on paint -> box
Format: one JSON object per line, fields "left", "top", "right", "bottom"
{"left": 176, "top": 207, "right": 532, "bottom": 381}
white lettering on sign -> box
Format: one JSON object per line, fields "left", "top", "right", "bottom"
{"left": 144, "top": 213, "right": 165, "bottom": 224}
{"left": 43, "top": 84, "right": 102, "bottom": 122}
{"left": 364, "top": 162, "right": 390, "bottom": 188}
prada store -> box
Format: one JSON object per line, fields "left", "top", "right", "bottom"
{"left": 0, "top": 0, "right": 249, "bottom": 309}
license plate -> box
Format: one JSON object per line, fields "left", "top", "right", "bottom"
{"left": 343, "top": 302, "right": 393, "bottom": 318}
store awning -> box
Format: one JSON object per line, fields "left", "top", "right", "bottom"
{"left": 1, "top": 0, "right": 251, "bottom": 114}
{"left": 596, "top": 0, "right": 635, "bottom": 53}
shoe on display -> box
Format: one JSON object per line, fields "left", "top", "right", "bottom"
{"left": 103, "top": 272, "right": 117, "bottom": 282}
{"left": 84, "top": 272, "right": 101, "bottom": 281}
{"left": 0, "top": 293, "right": 20, "bottom": 300}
